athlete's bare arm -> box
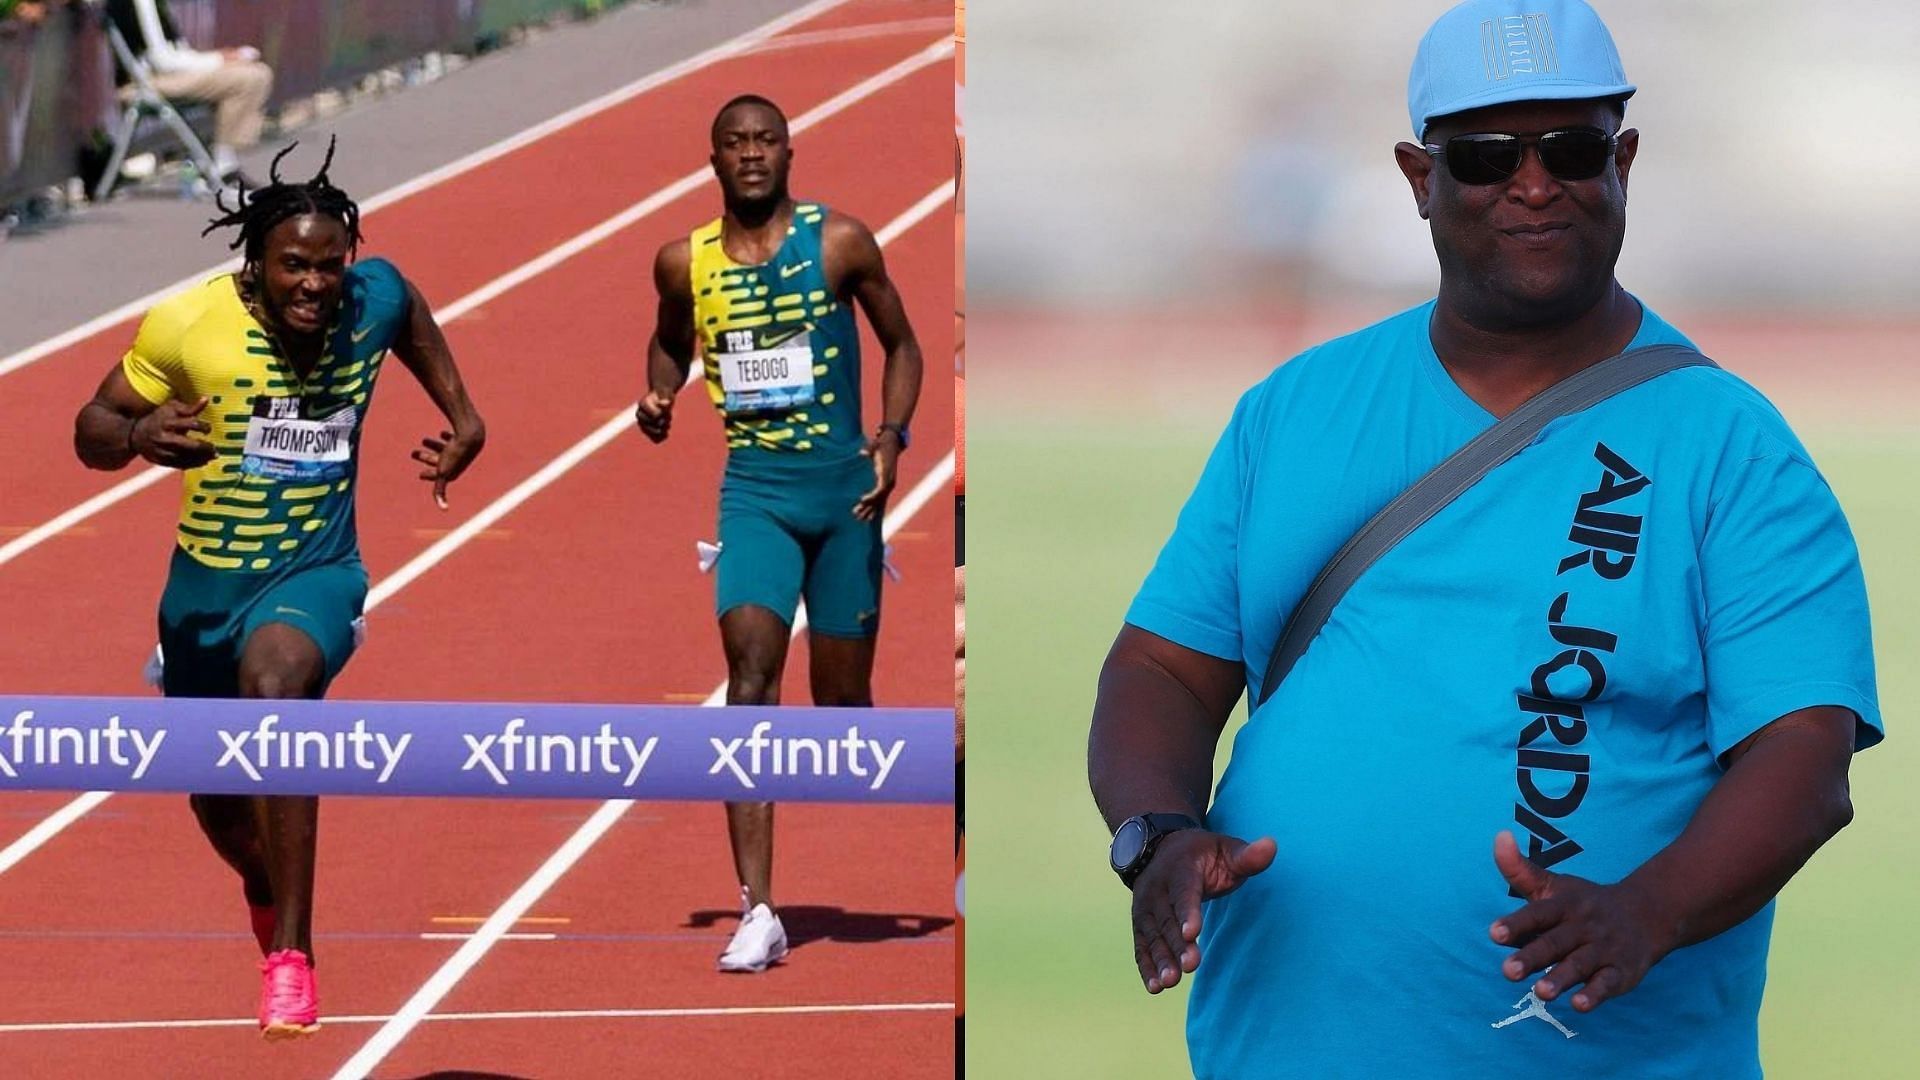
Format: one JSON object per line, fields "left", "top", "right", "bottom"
{"left": 824, "top": 213, "right": 922, "bottom": 520}
{"left": 390, "top": 275, "right": 487, "bottom": 509}
{"left": 74, "top": 364, "right": 213, "bottom": 472}
{"left": 636, "top": 238, "right": 696, "bottom": 444}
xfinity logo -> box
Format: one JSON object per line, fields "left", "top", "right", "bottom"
{"left": 215, "top": 714, "right": 411, "bottom": 783}
{"left": 0, "top": 709, "right": 165, "bottom": 781}
{"left": 0, "top": 699, "right": 940, "bottom": 801}
{"left": 461, "top": 718, "right": 659, "bottom": 787}
{"left": 710, "top": 720, "right": 906, "bottom": 792}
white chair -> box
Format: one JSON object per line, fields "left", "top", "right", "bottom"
{"left": 93, "top": 15, "right": 221, "bottom": 202}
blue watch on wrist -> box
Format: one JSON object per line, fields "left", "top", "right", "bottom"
{"left": 878, "top": 422, "right": 910, "bottom": 450}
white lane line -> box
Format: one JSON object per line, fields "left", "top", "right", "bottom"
{"left": 0, "top": 1001, "right": 953, "bottom": 1034}
{"left": 0, "top": 0, "right": 858, "bottom": 381}
{"left": 0, "top": 39, "right": 952, "bottom": 573}
{"left": 376, "top": 178, "right": 946, "bottom": 637}
{"left": 0, "top": 469, "right": 171, "bottom": 569}
{"left": 0, "top": 103, "right": 947, "bottom": 886}
{"left": 416, "top": 39, "right": 952, "bottom": 340}
{"left": 0, "top": 792, "right": 113, "bottom": 876}
{"left": 863, "top": 179, "right": 957, "bottom": 249}
{"left": 332, "top": 453, "right": 954, "bottom": 1080}
{"left": 418, "top": 932, "right": 555, "bottom": 941}
{"left": 739, "top": 17, "right": 957, "bottom": 55}
{"left": 331, "top": 187, "right": 953, "bottom": 1078}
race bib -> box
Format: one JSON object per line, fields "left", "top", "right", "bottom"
{"left": 239, "top": 396, "right": 356, "bottom": 481}
{"left": 715, "top": 326, "right": 816, "bottom": 413}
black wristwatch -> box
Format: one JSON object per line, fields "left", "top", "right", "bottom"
{"left": 877, "top": 422, "right": 910, "bottom": 450}
{"left": 1109, "top": 813, "right": 1203, "bottom": 889}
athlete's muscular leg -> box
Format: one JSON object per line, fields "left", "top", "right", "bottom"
{"left": 189, "top": 794, "right": 273, "bottom": 907}
{"left": 238, "top": 622, "right": 326, "bottom": 959}
{"left": 721, "top": 605, "right": 791, "bottom": 908}
{"left": 807, "top": 632, "right": 876, "bottom": 708}
{"left": 173, "top": 642, "right": 275, "bottom": 909}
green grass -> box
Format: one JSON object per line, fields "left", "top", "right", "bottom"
{"left": 966, "top": 420, "right": 1920, "bottom": 1077}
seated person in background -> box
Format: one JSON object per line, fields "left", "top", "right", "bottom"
{"left": 105, "top": 0, "right": 272, "bottom": 185}
{"left": 2, "top": 1, "right": 62, "bottom": 190}
{"left": 0, "top": 3, "right": 51, "bottom": 28}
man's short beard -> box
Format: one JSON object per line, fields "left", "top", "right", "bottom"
{"left": 726, "top": 179, "right": 788, "bottom": 223}
{"left": 1436, "top": 231, "right": 1625, "bottom": 333}
{"left": 1460, "top": 275, "right": 1612, "bottom": 330}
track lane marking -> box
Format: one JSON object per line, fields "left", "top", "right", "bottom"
{"left": 0, "top": 38, "right": 951, "bottom": 577}
{"left": 0, "top": 1001, "right": 954, "bottom": 1034}
{"left": 0, "top": 0, "right": 863, "bottom": 381}
{"left": 0, "top": 60, "right": 951, "bottom": 889}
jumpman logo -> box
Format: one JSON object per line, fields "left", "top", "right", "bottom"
{"left": 1491, "top": 990, "right": 1577, "bottom": 1039}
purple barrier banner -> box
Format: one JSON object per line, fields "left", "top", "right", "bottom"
{"left": 0, "top": 697, "right": 954, "bottom": 803}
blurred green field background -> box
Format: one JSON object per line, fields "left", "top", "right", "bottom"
{"left": 966, "top": 331, "right": 1920, "bottom": 1076}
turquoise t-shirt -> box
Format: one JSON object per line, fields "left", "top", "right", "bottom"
{"left": 1126, "top": 299, "right": 1880, "bottom": 1079}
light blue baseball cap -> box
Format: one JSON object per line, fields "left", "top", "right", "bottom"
{"left": 1408, "top": 0, "right": 1636, "bottom": 139}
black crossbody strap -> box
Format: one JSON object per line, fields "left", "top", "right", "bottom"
{"left": 1254, "top": 343, "right": 1715, "bottom": 706}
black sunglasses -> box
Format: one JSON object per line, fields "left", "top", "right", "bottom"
{"left": 1422, "top": 128, "right": 1619, "bottom": 185}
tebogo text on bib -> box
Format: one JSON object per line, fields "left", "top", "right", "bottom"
{"left": 716, "top": 326, "right": 816, "bottom": 413}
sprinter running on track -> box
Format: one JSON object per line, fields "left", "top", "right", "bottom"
{"left": 73, "top": 139, "right": 486, "bottom": 1039}
{"left": 635, "top": 94, "right": 924, "bottom": 973}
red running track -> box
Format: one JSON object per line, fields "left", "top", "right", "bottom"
{"left": 0, "top": 2, "right": 955, "bottom": 1076}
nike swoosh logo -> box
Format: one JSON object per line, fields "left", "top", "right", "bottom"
{"left": 273, "top": 606, "right": 310, "bottom": 617}
{"left": 351, "top": 325, "right": 374, "bottom": 344}
{"left": 779, "top": 260, "right": 812, "bottom": 279}
{"left": 757, "top": 328, "right": 808, "bottom": 349}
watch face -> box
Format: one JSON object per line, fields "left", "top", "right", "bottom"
{"left": 1110, "top": 818, "right": 1148, "bottom": 871}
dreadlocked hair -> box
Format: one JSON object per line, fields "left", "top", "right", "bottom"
{"left": 201, "top": 137, "right": 363, "bottom": 265}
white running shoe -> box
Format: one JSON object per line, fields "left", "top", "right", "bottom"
{"left": 717, "top": 890, "right": 788, "bottom": 973}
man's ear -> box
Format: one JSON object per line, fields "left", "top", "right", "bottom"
{"left": 1613, "top": 128, "right": 1639, "bottom": 200}
{"left": 1394, "top": 141, "right": 1436, "bottom": 221}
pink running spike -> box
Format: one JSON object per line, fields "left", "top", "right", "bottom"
{"left": 258, "top": 949, "right": 321, "bottom": 1040}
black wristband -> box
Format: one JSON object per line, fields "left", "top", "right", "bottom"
{"left": 125, "top": 415, "right": 139, "bottom": 458}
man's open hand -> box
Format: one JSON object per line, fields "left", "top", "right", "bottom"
{"left": 1130, "top": 830, "right": 1276, "bottom": 994}
{"left": 411, "top": 423, "right": 485, "bottom": 509}
{"left": 1490, "top": 830, "right": 1676, "bottom": 1013}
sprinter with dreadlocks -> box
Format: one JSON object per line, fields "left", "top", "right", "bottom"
{"left": 72, "top": 138, "right": 486, "bottom": 1040}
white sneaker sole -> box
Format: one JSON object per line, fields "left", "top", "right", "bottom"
{"left": 717, "top": 944, "right": 789, "bottom": 973}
